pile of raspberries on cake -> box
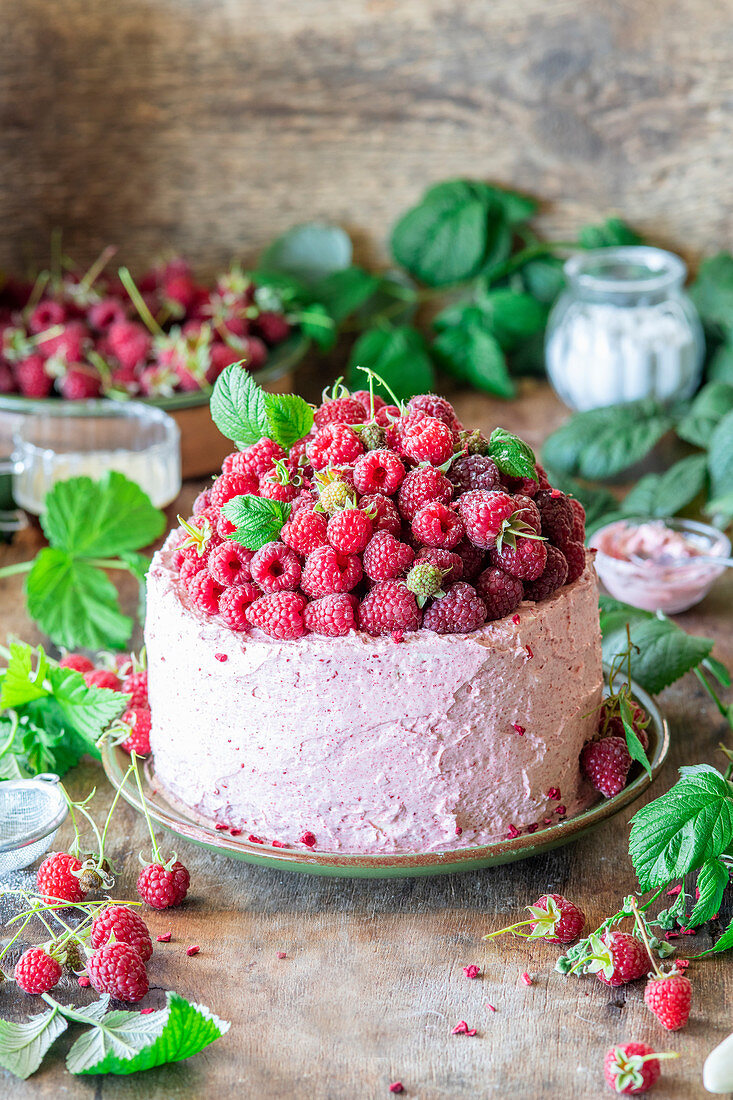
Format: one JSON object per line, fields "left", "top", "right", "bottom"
{"left": 171, "top": 390, "right": 587, "bottom": 640}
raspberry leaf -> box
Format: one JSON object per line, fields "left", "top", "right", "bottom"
{"left": 210, "top": 364, "right": 269, "bottom": 445}
{"left": 689, "top": 857, "right": 729, "bottom": 925}
{"left": 259, "top": 223, "right": 352, "bottom": 287}
{"left": 0, "top": 1005, "right": 68, "bottom": 1080}
{"left": 619, "top": 693, "right": 651, "bottom": 779}
{"left": 542, "top": 400, "right": 675, "bottom": 480}
{"left": 619, "top": 454, "right": 708, "bottom": 519}
{"left": 222, "top": 495, "right": 292, "bottom": 551}
{"left": 346, "top": 325, "right": 435, "bottom": 401}
{"left": 487, "top": 427, "right": 537, "bottom": 481}
{"left": 313, "top": 267, "right": 381, "bottom": 323}
{"left": 578, "top": 217, "right": 642, "bottom": 249}
{"left": 263, "top": 393, "right": 314, "bottom": 451}
{"left": 690, "top": 252, "right": 733, "bottom": 337}
{"left": 0, "top": 642, "right": 49, "bottom": 709}
{"left": 691, "top": 912, "right": 733, "bottom": 957}
{"left": 708, "top": 407, "right": 733, "bottom": 502}
{"left": 26, "top": 549, "right": 133, "bottom": 651}
{"left": 599, "top": 600, "right": 713, "bottom": 695}
{"left": 41, "top": 472, "right": 165, "bottom": 558}
{"left": 676, "top": 381, "right": 733, "bottom": 449}
{"left": 433, "top": 324, "right": 515, "bottom": 399}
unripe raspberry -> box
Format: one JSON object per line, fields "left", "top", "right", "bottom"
{"left": 405, "top": 561, "right": 446, "bottom": 604}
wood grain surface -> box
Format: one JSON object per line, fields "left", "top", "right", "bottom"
{"left": 1, "top": 0, "right": 733, "bottom": 276}
{"left": 0, "top": 382, "right": 731, "bottom": 1099}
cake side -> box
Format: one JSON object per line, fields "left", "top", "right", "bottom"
{"left": 145, "top": 541, "right": 603, "bottom": 853}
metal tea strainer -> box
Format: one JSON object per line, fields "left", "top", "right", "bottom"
{"left": 0, "top": 774, "right": 68, "bottom": 876}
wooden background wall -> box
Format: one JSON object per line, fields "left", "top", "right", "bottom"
{"left": 1, "top": 0, "right": 732, "bottom": 275}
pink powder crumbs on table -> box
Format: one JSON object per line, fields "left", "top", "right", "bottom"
{"left": 141, "top": 1007, "right": 155, "bottom": 1014}
{"left": 391, "top": 630, "right": 405, "bottom": 644}
{"left": 512, "top": 723, "right": 525, "bottom": 735}
{"left": 666, "top": 884, "right": 682, "bottom": 896}
{"left": 554, "top": 804, "right": 566, "bottom": 816}
{"left": 512, "top": 614, "right": 520, "bottom": 625}
{"left": 214, "top": 653, "right": 228, "bottom": 662}
{"left": 277, "top": 951, "right": 287, "bottom": 959}
{"left": 389, "top": 1084, "right": 404, "bottom": 1094}
{"left": 486, "top": 1003, "right": 497, "bottom": 1013}
{"left": 157, "top": 933, "right": 172, "bottom": 943}
{"left": 186, "top": 945, "right": 200, "bottom": 956}
{"left": 506, "top": 824, "right": 520, "bottom": 839}
{"left": 521, "top": 972, "right": 533, "bottom": 986}
{"left": 463, "top": 964, "right": 480, "bottom": 979}
{"left": 78, "top": 976, "right": 90, "bottom": 987}
{"left": 676, "top": 959, "right": 690, "bottom": 969}
{"left": 452, "top": 1021, "right": 477, "bottom": 1036}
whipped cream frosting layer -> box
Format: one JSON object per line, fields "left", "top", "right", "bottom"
{"left": 145, "top": 540, "right": 603, "bottom": 853}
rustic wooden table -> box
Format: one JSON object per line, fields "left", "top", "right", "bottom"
{"left": 1, "top": 383, "right": 731, "bottom": 1100}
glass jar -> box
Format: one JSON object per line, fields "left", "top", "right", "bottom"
{"left": 545, "top": 246, "right": 704, "bottom": 411}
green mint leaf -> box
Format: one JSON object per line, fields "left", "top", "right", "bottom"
{"left": 390, "top": 180, "right": 511, "bottom": 287}
{"left": 433, "top": 324, "right": 514, "bottom": 398}
{"left": 487, "top": 427, "right": 537, "bottom": 480}
{"left": 708, "top": 406, "right": 733, "bottom": 501}
{"left": 0, "top": 1006, "right": 67, "bottom": 1080}
{"left": 312, "top": 267, "right": 381, "bottom": 323}
{"left": 259, "top": 223, "right": 352, "bottom": 287}
{"left": 602, "top": 614, "right": 713, "bottom": 695}
{"left": 263, "top": 393, "right": 314, "bottom": 451}
{"left": 578, "top": 217, "right": 642, "bottom": 249}
{"left": 346, "top": 325, "right": 435, "bottom": 401}
{"left": 41, "top": 471, "right": 164, "bottom": 558}
{"left": 619, "top": 453, "right": 708, "bottom": 518}
{"left": 0, "top": 642, "right": 49, "bottom": 709}
{"left": 691, "top": 912, "right": 733, "bottom": 957}
{"left": 676, "top": 381, "right": 733, "bottom": 449}
{"left": 542, "top": 400, "right": 676, "bottom": 480}
{"left": 64, "top": 991, "right": 229, "bottom": 1075}
{"left": 690, "top": 252, "right": 733, "bottom": 338}
{"left": 26, "top": 549, "right": 133, "bottom": 651}
{"left": 689, "top": 858, "right": 729, "bottom": 926}
{"left": 210, "top": 364, "right": 269, "bottom": 446}
{"left": 222, "top": 495, "right": 291, "bottom": 551}
{"left": 629, "top": 767, "right": 733, "bottom": 890}
{"left": 619, "top": 694, "right": 651, "bottom": 779}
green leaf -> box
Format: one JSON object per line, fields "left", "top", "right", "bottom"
{"left": 390, "top": 180, "right": 511, "bottom": 287}
{"left": 210, "top": 364, "right": 269, "bottom": 446}
{"left": 259, "top": 223, "right": 352, "bottom": 287}
{"left": 222, "top": 495, "right": 291, "bottom": 551}
{"left": 707, "top": 343, "right": 733, "bottom": 385}
{"left": 629, "top": 766, "right": 733, "bottom": 890}
{"left": 346, "top": 325, "right": 435, "bottom": 401}
{"left": 263, "top": 393, "right": 314, "bottom": 451}
{"left": 313, "top": 267, "right": 381, "bottom": 323}
{"left": 705, "top": 488, "right": 733, "bottom": 521}
{"left": 703, "top": 655, "right": 732, "bottom": 688}
{"left": 354, "top": 271, "right": 419, "bottom": 327}
{"left": 541, "top": 400, "right": 675, "bottom": 480}
{"left": 489, "top": 186, "right": 538, "bottom": 226}
{"left": 41, "top": 471, "right": 164, "bottom": 558}
{"left": 708, "top": 407, "right": 733, "bottom": 500}
{"left": 689, "top": 858, "right": 729, "bottom": 926}
{"left": 0, "top": 1006, "right": 67, "bottom": 1079}
{"left": 676, "top": 381, "right": 733, "bottom": 448}
{"left": 474, "top": 289, "right": 548, "bottom": 350}
{"left": 46, "top": 666, "right": 127, "bottom": 742}
{"left": 619, "top": 693, "right": 651, "bottom": 779}
{"left": 690, "top": 252, "right": 733, "bottom": 338}
{"left": 578, "top": 217, "right": 642, "bottom": 249}
{"left": 433, "top": 324, "right": 514, "bottom": 398}
{"left": 487, "top": 427, "right": 537, "bottom": 480}
{"left": 294, "top": 303, "right": 336, "bottom": 351}
{"left": 0, "top": 642, "right": 49, "bottom": 709}
{"left": 599, "top": 601, "right": 713, "bottom": 695}
{"left": 520, "top": 255, "right": 566, "bottom": 303}
{"left": 619, "top": 454, "right": 708, "bottom": 518}
{"left": 26, "top": 549, "right": 132, "bottom": 651}
{"left": 64, "top": 991, "right": 229, "bottom": 1076}
{"left": 692, "top": 912, "right": 733, "bottom": 957}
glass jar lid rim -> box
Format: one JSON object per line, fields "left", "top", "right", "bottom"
{"left": 564, "top": 246, "right": 687, "bottom": 293}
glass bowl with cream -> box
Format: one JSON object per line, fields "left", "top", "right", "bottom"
{"left": 591, "top": 517, "right": 731, "bottom": 613}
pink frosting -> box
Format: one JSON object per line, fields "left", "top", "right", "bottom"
{"left": 145, "top": 540, "right": 603, "bottom": 853}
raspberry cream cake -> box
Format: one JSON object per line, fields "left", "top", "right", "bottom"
{"left": 145, "top": 375, "right": 603, "bottom": 853}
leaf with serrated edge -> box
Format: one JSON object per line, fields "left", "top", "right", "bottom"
{"left": 487, "top": 427, "right": 537, "bottom": 480}
{"left": 222, "top": 495, "right": 291, "bottom": 551}
{"left": 689, "top": 858, "right": 729, "bottom": 926}
{"left": 619, "top": 694, "right": 651, "bottom": 779}
{"left": 620, "top": 454, "right": 708, "bottom": 518}
{"left": 542, "top": 401, "right": 674, "bottom": 479}
{"left": 47, "top": 666, "right": 128, "bottom": 741}
{"left": 709, "top": 407, "right": 733, "bottom": 500}
{"left": 601, "top": 612, "right": 712, "bottom": 696}
{"left": 0, "top": 642, "right": 49, "bottom": 709}
{"left": 691, "top": 912, "right": 733, "bottom": 957}
{"left": 676, "top": 381, "right": 733, "bottom": 449}
{"left": 0, "top": 1006, "right": 67, "bottom": 1080}
{"left": 40, "top": 471, "right": 164, "bottom": 558}
{"left": 264, "top": 393, "right": 314, "bottom": 451}
{"left": 210, "top": 364, "right": 269, "bottom": 446}
{"left": 26, "top": 549, "right": 133, "bottom": 651}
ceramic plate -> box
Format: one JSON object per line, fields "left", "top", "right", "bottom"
{"left": 101, "top": 675, "right": 669, "bottom": 879}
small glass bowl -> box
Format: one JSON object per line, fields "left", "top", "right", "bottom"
{"left": 591, "top": 516, "right": 731, "bottom": 613}
{"left": 0, "top": 400, "right": 181, "bottom": 519}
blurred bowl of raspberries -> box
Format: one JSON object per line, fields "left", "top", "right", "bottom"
{"left": 0, "top": 255, "right": 309, "bottom": 484}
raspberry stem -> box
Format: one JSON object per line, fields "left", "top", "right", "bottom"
{"left": 357, "top": 367, "right": 403, "bottom": 412}
{"left": 629, "top": 896, "right": 663, "bottom": 980}
{"left": 130, "top": 751, "right": 164, "bottom": 865}
{"left": 118, "top": 266, "right": 165, "bottom": 337}
{"left": 482, "top": 916, "right": 539, "bottom": 939}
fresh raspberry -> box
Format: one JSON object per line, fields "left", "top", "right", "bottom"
{"left": 374, "top": 403, "right": 401, "bottom": 428}
{"left": 569, "top": 497, "right": 586, "bottom": 543}
{"left": 216, "top": 511, "right": 237, "bottom": 539}
{"left": 405, "top": 561, "right": 446, "bottom": 604}
{"left": 522, "top": 544, "right": 568, "bottom": 599}
{"left": 87, "top": 299, "right": 127, "bottom": 332}
{"left": 563, "top": 540, "right": 586, "bottom": 584}
{"left": 207, "top": 541, "right": 253, "bottom": 587}
{"left": 407, "top": 393, "right": 459, "bottom": 427}
{"left": 59, "top": 365, "right": 102, "bottom": 400}
{"left": 358, "top": 581, "right": 422, "bottom": 636}
{"left": 105, "top": 320, "right": 152, "bottom": 370}
{"left": 535, "top": 489, "right": 575, "bottom": 547}
{"left": 384, "top": 408, "right": 426, "bottom": 450}
{"left": 301, "top": 546, "right": 362, "bottom": 597}
{"left": 422, "top": 582, "right": 487, "bottom": 634}
{"left": 356, "top": 422, "right": 387, "bottom": 450}
{"left": 88, "top": 942, "right": 149, "bottom": 1003}
{"left": 604, "top": 1043, "right": 664, "bottom": 1094}
{"left": 398, "top": 466, "right": 453, "bottom": 521}
{"left": 0, "top": 361, "right": 14, "bottom": 394}
{"left": 250, "top": 541, "right": 301, "bottom": 593}
{"left": 15, "top": 354, "right": 53, "bottom": 397}
{"left": 281, "top": 508, "right": 329, "bottom": 554}
{"left": 37, "top": 320, "right": 87, "bottom": 363}
{"left": 29, "top": 299, "right": 67, "bottom": 333}
{"left": 179, "top": 554, "right": 207, "bottom": 583}
{"left": 258, "top": 472, "right": 298, "bottom": 502}
{"left": 307, "top": 423, "right": 364, "bottom": 470}
{"left": 245, "top": 591, "right": 307, "bottom": 639}
{"left": 456, "top": 490, "right": 517, "bottom": 548}
{"left": 192, "top": 488, "right": 212, "bottom": 514}
{"left": 254, "top": 311, "right": 291, "bottom": 345}
{"left": 303, "top": 594, "right": 358, "bottom": 636}
{"left": 535, "top": 463, "right": 552, "bottom": 489}
{"left": 210, "top": 471, "right": 258, "bottom": 508}
{"left": 83, "top": 668, "right": 122, "bottom": 691}
{"left": 313, "top": 396, "right": 367, "bottom": 428}
{"left": 455, "top": 538, "right": 485, "bottom": 580}
{"left": 596, "top": 701, "right": 649, "bottom": 752}
{"left": 362, "top": 532, "right": 415, "bottom": 582}
{"left": 502, "top": 474, "right": 540, "bottom": 498}
{"left": 90, "top": 905, "right": 153, "bottom": 962}
{"left": 449, "top": 455, "right": 501, "bottom": 494}
{"left": 353, "top": 449, "right": 406, "bottom": 495}
{"left": 512, "top": 494, "right": 542, "bottom": 533}
{"left": 37, "top": 852, "right": 86, "bottom": 904}
{"left": 401, "top": 415, "right": 454, "bottom": 466}
{"left": 121, "top": 670, "right": 148, "bottom": 707}
{"left": 327, "top": 507, "right": 373, "bottom": 554}
{"left": 491, "top": 537, "right": 547, "bottom": 581}
{"left": 218, "top": 582, "right": 259, "bottom": 629}
{"left": 580, "top": 736, "right": 632, "bottom": 797}
{"left": 351, "top": 389, "right": 386, "bottom": 416}
{"left": 137, "top": 859, "right": 190, "bottom": 909}
{"left": 412, "top": 501, "right": 464, "bottom": 549}
{"left": 59, "top": 653, "right": 95, "bottom": 673}
{"left": 290, "top": 488, "right": 318, "bottom": 514}
{"left": 415, "top": 547, "right": 464, "bottom": 581}
{"left": 14, "top": 948, "right": 62, "bottom": 994}
{"left": 314, "top": 474, "right": 353, "bottom": 516}
{"left": 526, "top": 894, "right": 586, "bottom": 943}
{"left": 185, "top": 570, "right": 221, "bottom": 614}
{"left": 237, "top": 438, "right": 285, "bottom": 477}
{"left": 591, "top": 931, "right": 652, "bottom": 987}
{"left": 119, "top": 706, "right": 152, "bottom": 755}
{"left": 358, "top": 494, "right": 402, "bottom": 536}
{"left": 475, "top": 566, "right": 524, "bottom": 621}
{"left": 221, "top": 451, "right": 252, "bottom": 476}
{"left": 644, "top": 970, "right": 692, "bottom": 1031}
